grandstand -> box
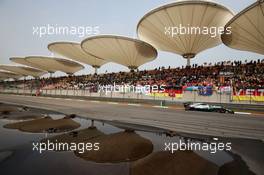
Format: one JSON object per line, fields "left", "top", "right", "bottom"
{"left": 1, "top": 59, "right": 263, "bottom": 103}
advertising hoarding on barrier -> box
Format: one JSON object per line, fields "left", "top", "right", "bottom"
{"left": 147, "top": 86, "right": 183, "bottom": 98}
{"left": 233, "top": 89, "right": 264, "bottom": 102}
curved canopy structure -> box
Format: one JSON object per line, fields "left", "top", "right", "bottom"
{"left": 222, "top": 0, "right": 264, "bottom": 55}
{"left": 48, "top": 42, "right": 107, "bottom": 73}
{"left": 0, "top": 70, "right": 22, "bottom": 80}
{"left": 9, "top": 57, "right": 40, "bottom": 71}
{"left": 137, "top": 0, "right": 234, "bottom": 65}
{"left": 0, "top": 65, "right": 46, "bottom": 77}
{"left": 81, "top": 35, "right": 158, "bottom": 70}
{"left": 11, "top": 56, "right": 84, "bottom": 75}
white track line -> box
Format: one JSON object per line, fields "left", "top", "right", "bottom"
{"left": 54, "top": 98, "right": 62, "bottom": 100}
{"left": 107, "top": 102, "right": 119, "bottom": 105}
{"left": 45, "top": 97, "right": 54, "bottom": 100}
{"left": 90, "top": 100, "right": 100, "bottom": 103}
{"left": 77, "top": 99, "right": 85, "bottom": 102}
{"left": 153, "top": 106, "right": 169, "bottom": 109}
{"left": 235, "top": 112, "right": 252, "bottom": 115}
{"left": 127, "top": 103, "right": 141, "bottom": 106}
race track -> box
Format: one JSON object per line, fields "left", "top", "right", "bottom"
{"left": 0, "top": 94, "right": 264, "bottom": 140}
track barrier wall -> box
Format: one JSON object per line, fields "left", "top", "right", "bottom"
{"left": 1, "top": 87, "right": 264, "bottom": 107}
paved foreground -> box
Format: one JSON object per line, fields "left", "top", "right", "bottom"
{"left": 0, "top": 94, "right": 264, "bottom": 140}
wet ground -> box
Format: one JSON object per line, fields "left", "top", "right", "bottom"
{"left": 0, "top": 104, "right": 263, "bottom": 175}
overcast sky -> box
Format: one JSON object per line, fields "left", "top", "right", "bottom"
{"left": 0, "top": 0, "right": 262, "bottom": 77}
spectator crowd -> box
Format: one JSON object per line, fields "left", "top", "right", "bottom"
{"left": 1, "top": 59, "right": 264, "bottom": 92}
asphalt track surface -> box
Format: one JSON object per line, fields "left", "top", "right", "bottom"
{"left": 1, "top": 94, "right": 264, "bottom": 140}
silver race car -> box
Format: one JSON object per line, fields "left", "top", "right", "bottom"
{"left": 183, "top": 102, "right": 234, "bottom": 114}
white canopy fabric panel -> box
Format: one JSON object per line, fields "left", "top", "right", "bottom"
{"left": 48, "top": 42, "right": 107, "bottom": 68}
{"left": 137, "top": 0, "right": 234, "bottom": 59}
{"left": 222, "top": 0, "right": 264, "bottom": 55}
{"left": 81, "top": 35, "right": 157, "bottom": 70}
{"left": 11, "top": 57, "right": 84, "bottom": 75}
{"left": 9, "top": 57, "right": 37, "bottom": 68}
{"left": 0, "top": 65, "right": 46, "bottom": 77}
{"left": 0, "top": 70, "right": 22, "bottom": 80}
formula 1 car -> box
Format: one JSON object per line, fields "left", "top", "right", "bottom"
{"left": 183, "top": 102, "right": 234, "bottom": 114}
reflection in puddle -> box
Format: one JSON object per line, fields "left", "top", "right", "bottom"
{"left": 4, "top": 116, "right": 80, "bottom": 133}
{"left": 218, "top": 153, "right": 255, "bottom": 175}
{"left": 0, "top": 151, "right": 13, "bottom": 163}
{"left": 0, "top": 104, "right": 262, "bottom": 175}
{"left": 75, "top": 130, "right": 153, "bottom": 163}
{"left": 131, "top": 151, "right": 218, "bottom": 175}
{"left": 42, "top": 127, "right": 105, "bottom": 144}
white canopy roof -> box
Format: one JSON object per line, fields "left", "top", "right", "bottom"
{"left": 137, "top": 0, "right": 234, "bottom": 60}
{"left": 48, "top": 42, "right": 107, "bottom": 68}
{"left": 10, "top": 56, "right": 84, "bottom": 75}
{"left": 0, "top": 65, "right": 46, "bottom": 77}
{"left": 222, "top": 0, "right": 264, "bottom": 55}
{"left": 81, "top": 35, "right": 157, "bottom": 70}
{"left": 0, "top": 70, "right": 22, "bottom": 80}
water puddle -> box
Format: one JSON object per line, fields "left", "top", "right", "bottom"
{"left": 0, "top": 105, "right": 263, "bottom": 175}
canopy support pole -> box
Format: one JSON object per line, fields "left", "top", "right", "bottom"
{"left": 93, "top": 65, "right": 100, "bottom": 75}
{"left": 187, "top": 58, "right": 191, "bottom": 66}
